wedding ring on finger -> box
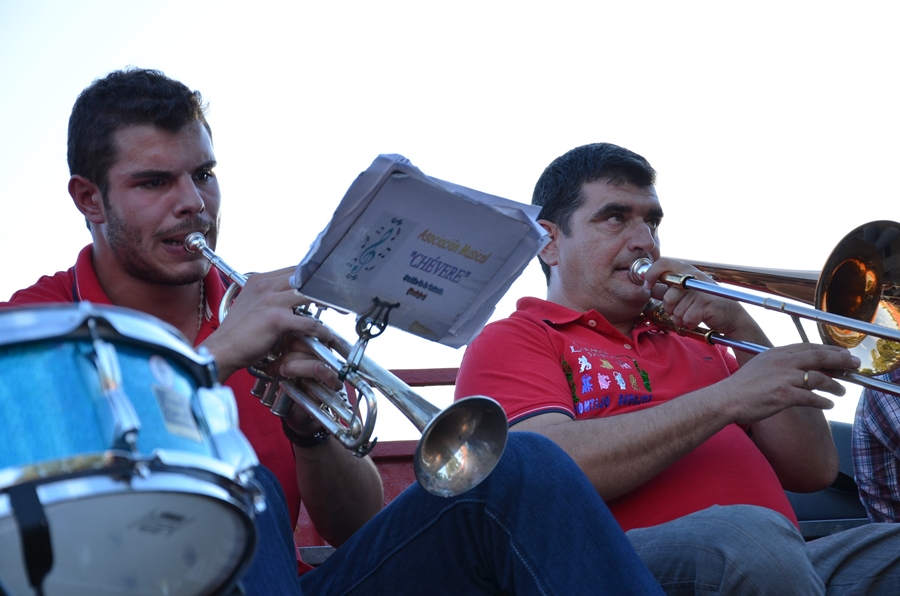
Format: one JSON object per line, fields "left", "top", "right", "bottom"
{"left": 803, "top": 371, "right": 810, "bottom": 390}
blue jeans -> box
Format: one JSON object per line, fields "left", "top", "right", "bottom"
{"left": 240, "top": 432, "right": 663, "bottom": 595}
{"left": 626, "top": 504, "right": 900, "bottom": 595}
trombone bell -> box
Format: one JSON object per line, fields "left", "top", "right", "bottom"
{"left": 817, "top": 221, "right": 900, "bottom": 373}
{"left": 633, "top": 220, "right": 900, "bottom": 378}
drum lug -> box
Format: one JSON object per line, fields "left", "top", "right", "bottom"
{"left": 87, "top": 318, "right": 142, "bottom": 451}
{"left": 133, "top": 460, "right": 151, "bottom": 479}
{"left": 208, "top": 428, "right": 260, "bottom": 475}
{"left": 197, "top": 387, "right": 261, "bottom": 473}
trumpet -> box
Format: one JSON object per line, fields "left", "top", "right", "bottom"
{"left": 628, "top": 220, "right": 900, "bottom": 396}
{"left": 184, "top": 232, "right": 509, "bottom": 497}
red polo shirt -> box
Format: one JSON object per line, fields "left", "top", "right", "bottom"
{"left": 455, "top": 296, "right": 799, "bottom": 532}
{"left": 2, "top": 245, "right": 310, "bottom": 570}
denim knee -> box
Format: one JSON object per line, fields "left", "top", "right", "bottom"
{"left": 677, "top": 504, "right": 812, "bottom": 569}
{"left": 475, "top": 432, "right": 597, "bottom": 505}
{"left": 503, "top": 431, "right": 582, "bottom": 466}
{"left": 494, "top": 433, "right": 587, "bottom": 485}
{"left": 627, "top": 505, "right": 823, "bottom": 595}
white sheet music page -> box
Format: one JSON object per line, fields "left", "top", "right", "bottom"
{"left": 291, "top": 154, "right": 548, "bottom": 348}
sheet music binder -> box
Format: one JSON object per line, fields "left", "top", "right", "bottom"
{"left": 292, "top": 154, "right": 548, "bottom": 348}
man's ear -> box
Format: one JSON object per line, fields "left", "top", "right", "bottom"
{"left": 538, "top": 220, "right": 560, "bottom": 267}
{"left": 69, "top": 175, "right": 105, "bottom": 225}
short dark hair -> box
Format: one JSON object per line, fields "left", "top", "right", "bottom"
{"left": 532, "top": 143, "right": 657, "bottom": 282}
{"left": 68, "top": 68, "right": 211, "bottom": 214}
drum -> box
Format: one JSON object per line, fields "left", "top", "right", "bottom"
{"left": 0, "top": 303, "right": 263, "bottom": 596}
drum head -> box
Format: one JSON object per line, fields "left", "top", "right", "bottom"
{"left": 0, "top": 480, "right": 254, "bottom": 596}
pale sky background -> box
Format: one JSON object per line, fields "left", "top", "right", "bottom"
{"left": 1, "top": 1, "right": 897, "bottom": 439}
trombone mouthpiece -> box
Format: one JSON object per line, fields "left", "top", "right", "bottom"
{"left": 629, "top": 258, "right": 653, "bottom": 285}
{"left": 184, "top": 232, "right": 207, "bottom": 253}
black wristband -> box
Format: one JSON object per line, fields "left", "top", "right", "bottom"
{"left": 281, "top": 418, "right": 329, "bottom": 448}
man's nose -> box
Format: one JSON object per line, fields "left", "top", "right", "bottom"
{"left": 172, "top": 176, "right": 205, "bottom": 215}
{"left": 630, "top": 222, "right": 658, "bottom": 252}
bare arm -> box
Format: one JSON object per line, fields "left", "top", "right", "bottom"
{"left": 514, "top": 341, "right": 851, "bottom": 499}
{"left": 512, "top": 384, "right": 733, "bottom": 500}
{"left": 290, "top": 433, "right": 384, "bottom": 547}
{"left": 277, "top": 347, "right": 384, "bottom": 547}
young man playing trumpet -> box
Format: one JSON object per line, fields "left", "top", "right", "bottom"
{"left": 1, "top": 69, "right": 665, "bottom": 594}
{"left": 455, "top": 142, "right": 900, "bottom": 594}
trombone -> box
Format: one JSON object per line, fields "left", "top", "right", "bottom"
{"left": 184, "top": 232, "right": 508, "bottom": 497}
{"left": 628, "top": 220, "right": 900, "bottom": 397}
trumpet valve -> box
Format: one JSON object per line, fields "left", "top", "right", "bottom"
{"left": 258, "top": 380, "right": 280, "bottom": 408}
{"left": 250, "top": 377, "right": 269, "bottom": 399}
{"left": 270, "top": 388, "right": 293, "bottom": 418}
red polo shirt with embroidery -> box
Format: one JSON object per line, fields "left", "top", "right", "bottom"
{"left": 1, "top": 245, "right": 312, "bottom": 572}
{"left": 455, "top": 296, "right": 799, "bottom": 532}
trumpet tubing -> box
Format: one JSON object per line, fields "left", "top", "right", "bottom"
{"left": 184, "top": 232, "right": 508, "bottom": 497}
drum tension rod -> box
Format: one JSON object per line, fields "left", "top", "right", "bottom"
{"left": 87, "top": 316, "right": 142, "bottom": 451}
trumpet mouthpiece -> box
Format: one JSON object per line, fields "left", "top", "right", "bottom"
{"left": 184, "top": 232, "right": 207, "bottom": 253}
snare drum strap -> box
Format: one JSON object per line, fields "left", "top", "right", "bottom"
{"left": 7, "top": 484, "right": 53, "bottom": 595}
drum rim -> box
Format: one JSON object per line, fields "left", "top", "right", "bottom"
{"left": 0, "top": 462, "right": 260, "bottom": 514}
{"left": 0, "top": 449, "right": 258, "bottom": 494}
{"left": 0, "top": 302, "right": 219, "bottom": 387}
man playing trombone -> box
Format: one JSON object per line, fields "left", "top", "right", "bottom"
{"left": 1, "top": 70, "right": 667, "bottom": 594}
{"left": 456, "top": 142, "right": 900, "bottom": 594}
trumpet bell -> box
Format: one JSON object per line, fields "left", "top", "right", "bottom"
{"left": 416, "top": 396, "right": 509, "bottom": 498}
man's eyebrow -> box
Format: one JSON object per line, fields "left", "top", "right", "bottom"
{"left": 128, "top": 169, "right": 173, "bottom": 180}
{"left": 589, "top": 202, "right": 632, "bottom": 220}
{"left": 588, "top": 203, "right": 664, "bottom": 221}
{"left": 127, "top": 160, "right": 217, "bottom": 180}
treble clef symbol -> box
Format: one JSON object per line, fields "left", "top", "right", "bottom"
{"left": 348, "top": 227, "right": 394, "bottom": 277}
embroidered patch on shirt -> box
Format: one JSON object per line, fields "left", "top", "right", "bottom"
{"left": 566, "top": 343, "right": 654, "bottom": 412}
{"left": 562, "top": 358, "right": 578, "bottom": 405}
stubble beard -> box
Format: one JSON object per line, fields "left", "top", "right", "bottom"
{"left": 104, "top": 201, "right": 211, "bottom": 286}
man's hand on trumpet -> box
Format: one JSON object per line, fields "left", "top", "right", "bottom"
{"left": 266, "top": 333, "right": 344, "bottom": 445}
{"left": 199, "top": 267, "right": 333, "bottom": 383}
